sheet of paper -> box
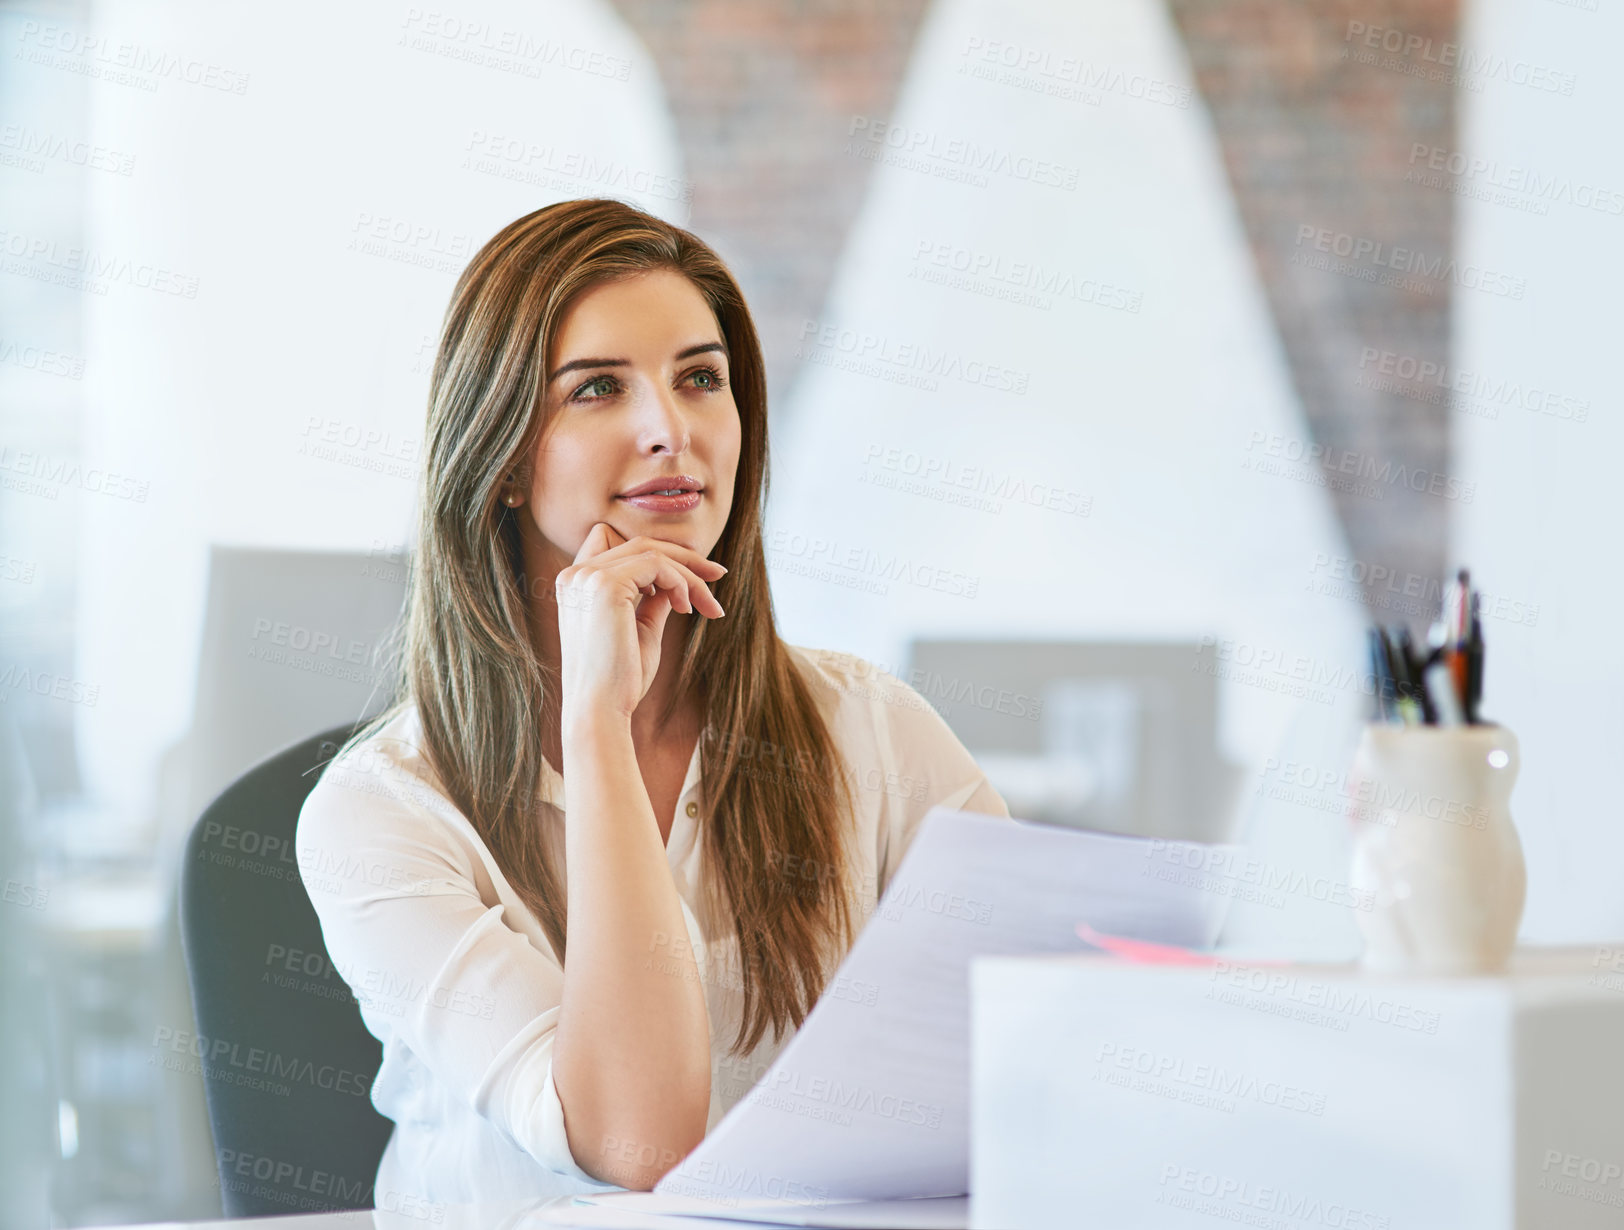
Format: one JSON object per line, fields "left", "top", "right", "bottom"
{"left": 651, "top": 808, "right": 1235, "bottom": 1204}
{"left": 569, "top": 1193, "right": 968, "bottom": 1229}
{"left": 522, "top": 1199, "right": 799, "bottom": 1229}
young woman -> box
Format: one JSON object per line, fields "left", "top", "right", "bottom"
{"left": 295, "top": 197, "right": 1010, "bottom": 1204}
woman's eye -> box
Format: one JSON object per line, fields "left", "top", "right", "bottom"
{"left": 572, "top": 375, "right": 617, "bottom": 401}
{"left": 688, "top": 365, "right": 728, "bottom": 392}
{"left": 570, "top": 367, "right": 726, "bottom": 402}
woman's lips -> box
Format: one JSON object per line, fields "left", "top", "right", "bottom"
{"left": 617, "top": 491, "right": 702, "bottom": 513}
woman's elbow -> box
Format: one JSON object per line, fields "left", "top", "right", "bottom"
{"left": 575, "top": 1111, "right": 709, "bottom": 1189}
{"left": 555, "top": 1039, "right": 712, "bottom": 1185}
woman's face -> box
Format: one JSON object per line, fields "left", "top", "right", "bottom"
{"left": 522, "top": 268, "right": 742, "bottom": 567}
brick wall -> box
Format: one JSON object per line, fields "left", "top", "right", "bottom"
{"left": 607, "top": 0, "right": 932, "bottom": 410}
{"left": 612, "top": 0, "right": 1461, "bottom": 619}
{"left": 1166, "top": 0, "right": 1460, "bottom": 609}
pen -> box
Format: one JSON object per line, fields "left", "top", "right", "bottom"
{"left": 1368, "top": 627, "right": 1397, "bottom": 723}
{"left": 1385, "top": 625, "right": 1423, "bottom": 726}
{"left": 1465, "top": 592, "right": 1484, "bottom": 724}
{"left": 1450, "top": 569, "right": 1472, "bottom": 707}
{"left": 1363, "top": 567, "right": 1490, "bottom": 727}
{"left": 1397, "top": 625, "right": 1437, "bottom": 724}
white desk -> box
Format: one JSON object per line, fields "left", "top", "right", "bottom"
{"left": 970, "top": 945, "right": 1624, "bottom": 1230}
{"left": 110, "top": 946, "right": 1624, "bottom": 1229}
{"left": 116, "top": 1203, "right": 516, "bottom": 1229}
{"left": 108, "top": 1194, "right": 905, "bottom": 1229}
{"left": 115, "top": 1196, "right": 577, "bottom": 1229}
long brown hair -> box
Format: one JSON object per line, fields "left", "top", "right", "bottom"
{"left": 343, "top": 198, "right": 859, "bottom": 1055}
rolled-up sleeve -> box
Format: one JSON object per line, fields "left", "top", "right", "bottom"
{"left": 294, "top": 751, "right": 600, "bottom": 1184}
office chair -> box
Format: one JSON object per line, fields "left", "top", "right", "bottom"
{"left": 179, "top": 722, "right": 395, "bottom": 1218}
{"left": 145, "top": 546, "right": 408, "bottom": 1214}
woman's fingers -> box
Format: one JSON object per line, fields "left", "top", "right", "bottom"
{"left": 640, "top": 554, "right": 719, "bottom": 618}
{"left": 610, "top": 551, "right": 721, "bottom": 618}
{"left": 557, "top": 566, "right": 715, "bottom": 621}
{"left": 633, "top": 558, "right": 690, "bottom": 614}
{"left": 634, "top": 585, "right": 674, "bottom": 633}
{"left": 567, "top": 530, "right": 726, "bottom": 618}
{"left": 577, "top": 528, "right": 727, "bottom": 579}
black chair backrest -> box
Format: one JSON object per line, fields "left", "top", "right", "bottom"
{"left": 180, "top": 723, "right": 394, "bottom": 1218}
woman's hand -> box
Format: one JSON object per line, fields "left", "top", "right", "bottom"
{"left": 555, "top": 523, "right": 727, "bottom": 727}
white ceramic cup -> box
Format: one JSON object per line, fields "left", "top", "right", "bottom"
{"left": 1346, "top": 723, "right": 1525, "bottom": 975}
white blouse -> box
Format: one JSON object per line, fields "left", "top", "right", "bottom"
{"left": 294, "top": 644, "right": 1011, "bottom": 1208}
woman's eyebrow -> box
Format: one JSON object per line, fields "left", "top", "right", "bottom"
{"left": 547, "top": 341, "right": 728, "bottom": 385}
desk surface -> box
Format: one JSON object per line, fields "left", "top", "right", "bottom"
{"left": 115, "top": 1195, "right": 831, "bottom": 1229}
{"left": 122, "top": 1197, "right": 565, "bottom": 1229}
{"left": 1006, "top": 940, "right": 1620, "bottom": 982}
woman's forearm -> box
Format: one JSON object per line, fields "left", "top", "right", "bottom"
{"left": 552, "top": 714, "right": 712, "bottom": 1189}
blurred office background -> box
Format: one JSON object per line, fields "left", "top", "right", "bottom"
{"left": 1, "top": 0, "right": 1618, "bottom": 1223}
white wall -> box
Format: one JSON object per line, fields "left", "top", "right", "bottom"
{"left": 1453, "top": 0, "right": 1624, "bottom": 940}
{"left": 75, "top": 0, "right": 686, "bottom": 831}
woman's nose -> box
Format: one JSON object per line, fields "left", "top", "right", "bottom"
{"left": 640, "top": 381, "right": 691, "bottom": 454}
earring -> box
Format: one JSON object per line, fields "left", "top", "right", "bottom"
{"left": 504, "top": 492, "right": 521, "bottom": 506}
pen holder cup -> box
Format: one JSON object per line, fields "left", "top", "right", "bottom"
{"left": 1346, "top": 723, "right": 1525, "bottom": 975}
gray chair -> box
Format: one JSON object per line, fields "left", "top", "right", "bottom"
{"left": 179, "top": 722, "right": 393, "bottom": 1217}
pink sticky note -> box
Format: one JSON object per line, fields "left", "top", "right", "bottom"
{"left": 1074, "top": 922, "right": 1229, "bottom": 967}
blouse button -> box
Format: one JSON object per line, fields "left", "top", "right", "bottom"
{"left": 685, "top": 801, "right": 699, "bottom": 818}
